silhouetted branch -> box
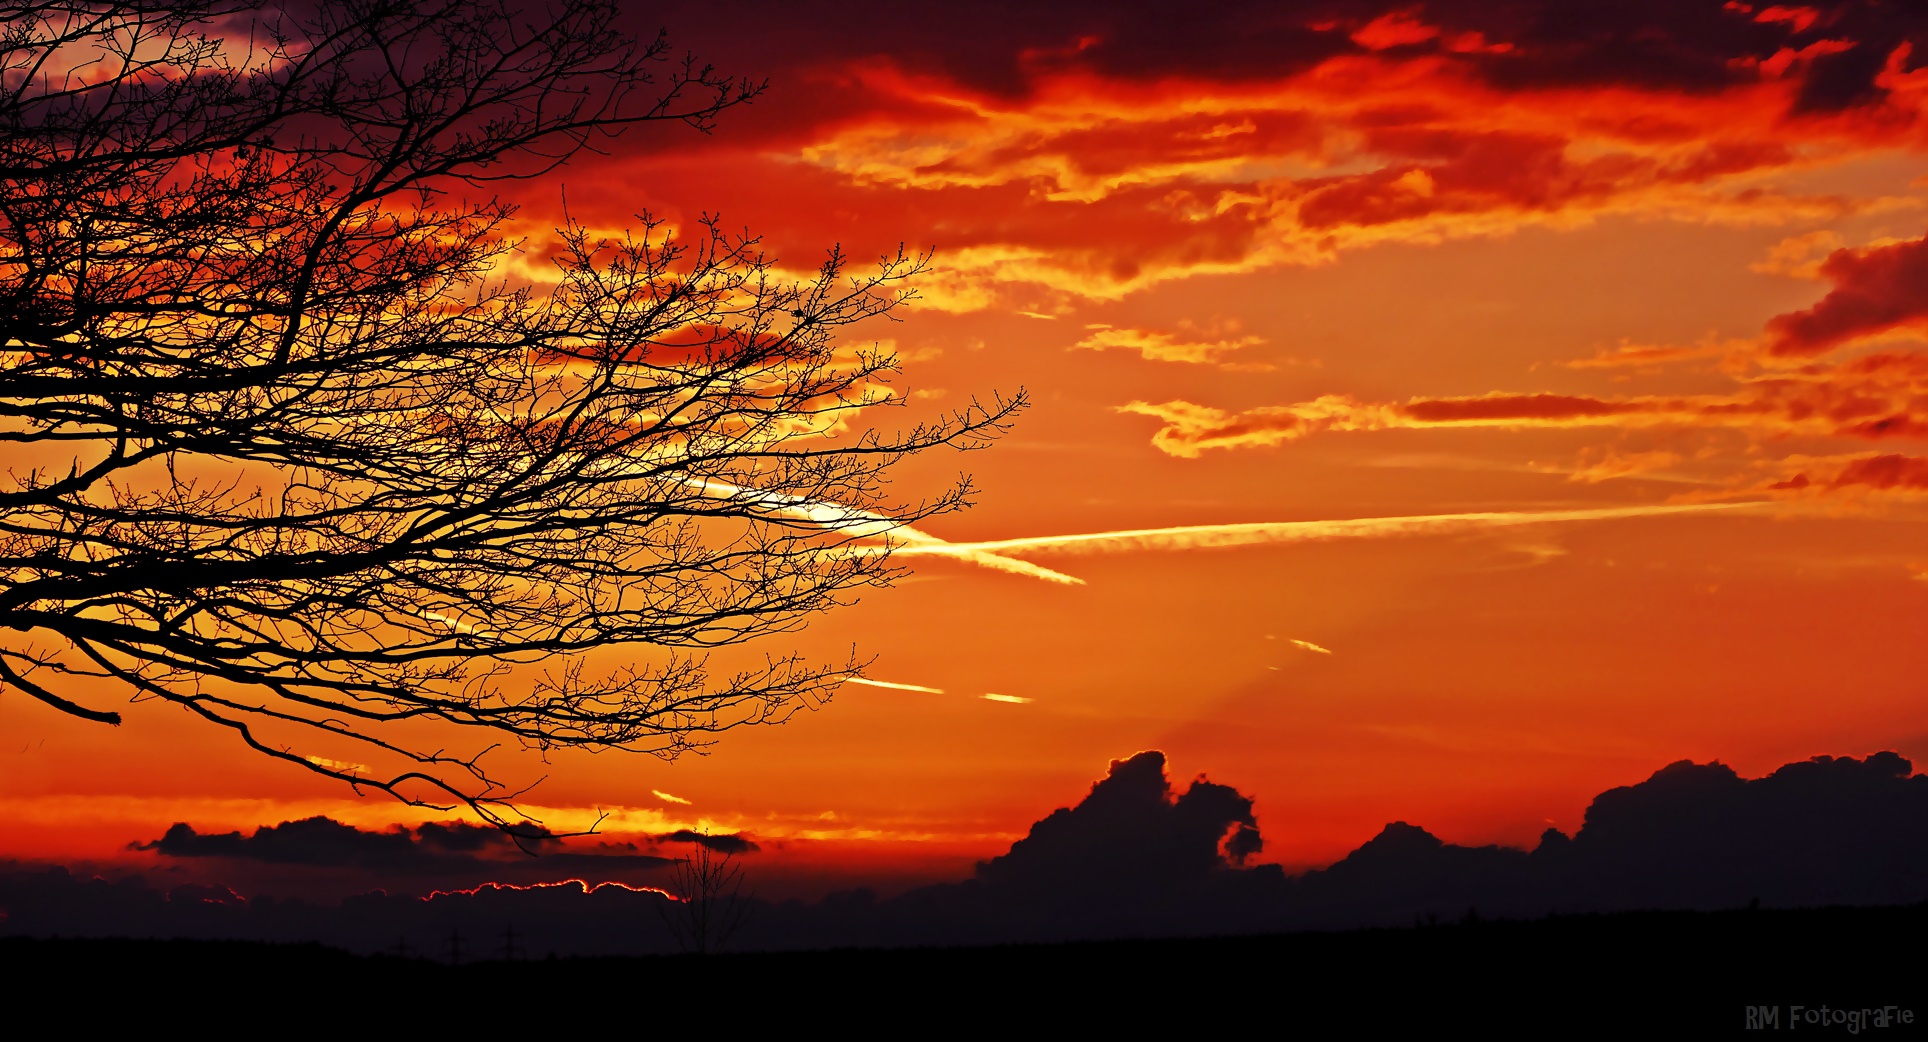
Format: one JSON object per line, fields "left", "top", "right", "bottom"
{"left": 657, "top": 833, "right": 751, "bottom": 954}
{"left": 0, "top": 0, "right": 1024, "bottom": 831}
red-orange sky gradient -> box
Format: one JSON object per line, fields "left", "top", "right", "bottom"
{"left": 7, "top": 1, "right": 1928, "bottom": 896}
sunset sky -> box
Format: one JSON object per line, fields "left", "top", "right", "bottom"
{"left": 7, "top": 1, "right": 1928, "bottom": 896}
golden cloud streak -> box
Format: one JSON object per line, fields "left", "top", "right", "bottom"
{"left": 886, "top": 502, "right": 1755, "bottom": 563}
{"left": 842, "top": 677, "right": 947, "bottom": 694}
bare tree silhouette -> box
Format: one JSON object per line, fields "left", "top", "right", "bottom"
{"left": 657, "top": 833, "right": 751, "bottom": 955}
{"left": 0, "top": 0, "right": 1020, "bottom": 829}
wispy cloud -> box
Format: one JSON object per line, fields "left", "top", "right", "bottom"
{"left": 843, "top": 677, "right": 947, "bottom": 694}
{"left": 1288, "top": 639, "right": 1333, "bottom": 655}
{"left": 652, "top": 790, "right": 692, "bottom": 806}
{"left": 980, "top": 693, "right": 1033, "bottom": 704}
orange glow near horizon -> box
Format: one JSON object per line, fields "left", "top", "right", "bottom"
{"left": 6, "top": 4, "right": 1928, "bottom": 896}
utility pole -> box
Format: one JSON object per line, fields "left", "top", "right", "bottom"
{"left": 446, "top": 927, "right": 464, "bottom": 966}
{"left": 499, "top": 925, "right": 520, "bottom": 962}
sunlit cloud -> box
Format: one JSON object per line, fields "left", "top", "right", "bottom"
{"left": 1119, "top": 362, "right": 1928, "bottom": 457}
{"left": 1072, "top": 323, "right": 1270, "bottom": 368}
{"left": 1751, "top": 230, "right": 1848, "bottom": 279}
{"left": 1288, "top": 639, "right": 1334, "bottom": 655}
{"left": 843, "top": 677, "right": 947, "bottom": 694}
{"left": 1567, "top": 450, "right": 1686, "bottom": 485}
{"left": 1560, "top": 337, "right": 1748, "bottom": 370}
{"left": 1761, "top": 453, "right": 1928, "bottom": 495}
{"left": 754, "top": 36, "right": 1918, "bottom": 309}
{"left": 980, "top": 693, "right": 1033, "bottom": 704}
{"left": 303, "top": 756, "right": 369, "bottom": 774}
{"left": 1110, "top": 226, "right": 1928, "bottom": 500}
{"left": 652, "top": 790, "right": 692, "bottom": 806}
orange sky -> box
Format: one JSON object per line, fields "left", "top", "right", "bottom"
{"left": 7, "top": 2, "right": 1928, "bottom": 894}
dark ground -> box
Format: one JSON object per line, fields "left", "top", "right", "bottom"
{"left": 7, "top": 904, "right": 1922, "bottom": 1034}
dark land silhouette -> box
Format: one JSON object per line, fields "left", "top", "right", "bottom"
{"left": 5, "top": 905, "right": 1921, "bottom": 1033}
{"left": 4, "top": 749, "right": 1925, "bottom": 960}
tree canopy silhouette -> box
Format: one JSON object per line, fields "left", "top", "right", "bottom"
{"left": 0, "top": 0, "right": 1018, "bottom": 827}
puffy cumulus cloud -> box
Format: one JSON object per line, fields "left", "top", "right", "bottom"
{"left": 976, "top": 751, "right": 1263, "bottom": 899}
{"left": 1555, "top": 751, "right": 1928, "bottom": 909}
{"left": 1297, "top": 751, "right": 1928, "bottom": 923}
{"left": 1767, "top": 234, "right": 1928, "bottom": 356}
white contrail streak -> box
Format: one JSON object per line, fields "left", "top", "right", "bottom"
{"left": 1289, "top": 639, "right": 1333, "bottom": 655}
{"left": 980, "top": 693, "right": 1033, "bottom": 704}
{"left": 682, "top": 476, "right": 1085, "bottom": 585}
{"left": 842, "top": 677, "right": 947, "bottom": 694}
{"left": 885, "top": 502, "right": 1754, "bottom": 561}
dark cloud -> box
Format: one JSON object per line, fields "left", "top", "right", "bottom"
{"left": 414, "top": 820, "right": 546, "bottom": 853}
{"left": 523, "top": 0, "right": 1928, "bottom": 195}
{"left": 657, "top": 830, "right": 761, "bottom": 855}
{"left": 1828, "top": 454, "right": 1928, "bottom": 490}
{"left": 1559, "top": 751, "right": 1928, "bottom": 909}
{"left": 1401, "top": 393, "right": 1637, "bottom": 423}
{"left": 137, "top": 818, "right": 427, "bottom": 868}
{"left": 131, "top": 816, "right": 669, "bottom": 878}
{"left": 648, "top": 1, "right": 1925, "bottom": 115}
{"left": 1767, "top": 233, "right": 1928, "bottom": 356}
{"left": 976, "top": 751, "right": 1260, "bottom": 897}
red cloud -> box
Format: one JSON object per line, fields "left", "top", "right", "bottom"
{"left": 465, "top": 3, "right": 1928, "bottom": 312}
{"left": 1400, "top": 394, "right": 1640, "bottom": 423}
{"left": 1766, "top": 233, "right": 1928, "bottom": 356}
{"left": 1829, "top": 453, "right": 1928, "bottom": 489}
{"left": 1352, "top": 10, "right": 1440, "bottom": 51}
{"left": 1121, "top": 348, "right": 1928, "bottom": 462}
{"left": 1754, "top": 6, "right": 1823, "bottom": 35}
